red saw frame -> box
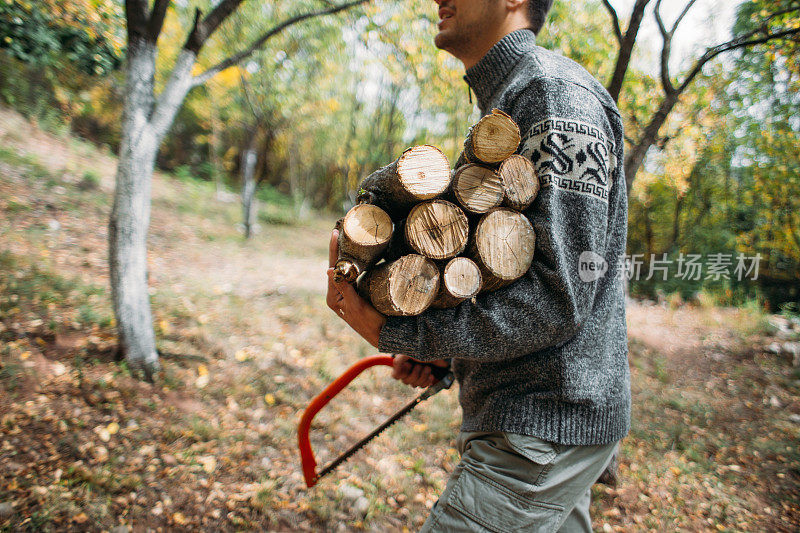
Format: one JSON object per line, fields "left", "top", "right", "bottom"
{"left": 297, "top": 354, "right": 395, "bottom": 487}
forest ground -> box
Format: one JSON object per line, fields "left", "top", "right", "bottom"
{"left": 0, "top": 106, "right": 798, "bottom": 532}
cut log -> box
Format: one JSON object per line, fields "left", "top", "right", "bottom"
{"left": 451, "top": 164, "right": 504, "bottom": 214}
{"left": 432, "top": 257, "right": 482, "bottom": 309}
{"left": 363, "top": 254, "right": 440, "bottom": 316}
{"left": 333, "top": 204, "right": 393, "bottom": 283}
{"left": 499, "top": 155, "right": 540, "bottom": 211}
{"left": 405, "top": 200, "right": 469, "bottom": 260}
{"left": 357, "top": 145, "right": 451, "bottom": 220}
{"left": 461, "top": 109, "right": 521, "bottom": 166}
{"left": 470, "top": 208, "right": 536, "bottom": 293}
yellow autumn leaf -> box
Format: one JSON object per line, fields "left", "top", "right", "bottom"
{"left": 199, "top": 455, "right": 217, "bottom": 473}
{"left": 264, "top": 393, "right": 276, "bottom": 406}
{"left": 97, "top": 427, "right": 111, "bottom": 442}
{"left": 107, "top": 422, "right": 120, "bottom": 435}
{"left": 197, "top": 364, "right": 208, "bottom": 376}
{"left": 234, "top": 349, "right": 248, "bottom": 362}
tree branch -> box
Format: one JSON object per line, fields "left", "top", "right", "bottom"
{"left": 607, "top": 0, "right": 652, "bottom": 103}
{"left": 192, "top": 0, "right": 370, "bottom": 87}
{"left": 678, "top": 26, "right": 800, "bottom": 93}
{"left": 654, "top": 0, "right": 675, "bottom": 95}
{"left": 601, "top": 0, "right": 622, "bottom": 43}
{"left": 671, "top": 0, "right": 697, "bottom": 35}
{"left": 147, "top": 0, "right": 171, "bottom": 43}
{"left": 184, "top": 0, "right": 246, "bottom": 54}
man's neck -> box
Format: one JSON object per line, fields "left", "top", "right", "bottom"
{"left": 460, "top": 21, "right": 531, "bottom": 70}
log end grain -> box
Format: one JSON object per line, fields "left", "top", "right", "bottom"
{"left": 443, "top": 257, "right": 482, "bottom": 299}
{"left": 367, "top": 254, "right": 440, "bottom": 316}
{"left": 499, "top": 154, "right": 540, "bottom": 211}
{"left": 405, "top": 200, "right": 469, "bottom": 260}
{"left": 336, "top": 204, "right": 393, "bottom": 282}
{"left": 432, "top": 257, "right": 482, "bottom": 309}
{"left": 471, "top": 109, "right": 521, "bottom": 164}
{"left": 475, "top": 208, "right": 535, "bottom": 281}
{"left": 342, "top": 203, "right": 393, "bottom": 247}
{"left": 333, "top": 260, "right": 360, "bottom": 284}
{"left": 452, "top": 164, "right": 504, "bottom": 214}
{"left": 397, "top": 145, "right": 451, "bottom": 200}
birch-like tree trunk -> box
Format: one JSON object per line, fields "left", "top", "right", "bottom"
{"left": 110, "top": 0, "right": 369, "bottom": 377}
{"left": 109, "top": 37, "right": 160, "bottom": 375}
{"left": 241, "top": 147, "right": 258, "bottom": 239}
{"left": 109, "top": 38, "right": 196, "bottom": 377}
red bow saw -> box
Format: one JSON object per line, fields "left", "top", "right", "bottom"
{"left": 297, "top": 355, "right": 454, "bottom": 488}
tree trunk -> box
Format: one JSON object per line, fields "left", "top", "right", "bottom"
{"left": 607, "top": 0, "right": 651, "bottom": 103}
{"left": 624, "top": 92, "right": 680, "bottom": 194}
{"left": 109, "top": 37, "right": 160, "bottom": 378}
{"left": 110, "top": 41, "right": 196, "bottom": 377}
{"left": 241, "top": 147, "right": 258, "bottom": 239}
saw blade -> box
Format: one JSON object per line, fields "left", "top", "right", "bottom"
{"left": 314, "top": 371, "right": 454, "bottom": 483}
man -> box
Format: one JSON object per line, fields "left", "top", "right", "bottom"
{"left": 326, "top": 0, "right": 630, "bottom": 530}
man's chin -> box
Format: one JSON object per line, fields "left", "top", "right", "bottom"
{"left": 433, "top": 30, "right": 454, "bottom": 51}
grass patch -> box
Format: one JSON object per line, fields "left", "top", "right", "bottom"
{"left": 0, "top": 359, "right": 25, "bottom": 391}
{"left": 0, "top": 251, "right": 109, "bottom": 331}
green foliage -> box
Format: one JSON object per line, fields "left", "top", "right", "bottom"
{"left": 0, "top": 0, "right": 123, "bottom": 75}
{"left": 627, "top": 0, "right": 800, "bottom": 309}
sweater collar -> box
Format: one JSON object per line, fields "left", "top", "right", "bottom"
{"left": 464, "top": 29, "right": 537, "bottom": 111}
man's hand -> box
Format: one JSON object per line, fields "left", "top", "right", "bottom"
{"left": 391, "top": 354, "right": 450, "bottom": 388}
{"left": 327, "top": 229, "right": 386, "bottom": 348}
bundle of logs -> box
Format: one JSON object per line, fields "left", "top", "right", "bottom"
{"left": 334, "top": 109, "right": 540, "bottom": 316}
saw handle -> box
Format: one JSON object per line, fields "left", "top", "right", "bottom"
{"left": 298, "top": 355, "right": 450, "bottom": 487}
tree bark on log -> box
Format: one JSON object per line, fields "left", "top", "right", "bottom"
{"left": 499, "top": 155, "right": 540, "bottom": 211}
{"left": 405, "top": 200, "right": 469, "bottom": 260}
{"left": 451, "top": 164, "right": 504, "bottom": 214}
{"left": 362, "top": 254, "right": 440, "bottom": 316}
{"left": 459, "top": 109, "right": 521, "bottom": 167}
{"left": 333, "top": 204, "right": 393, "bottom": 283}
{"left": 469, "top": 208, "right": 536, "bottom": 293}
{"left": 431, "top": 257, "right": 482, "bottom": 309}
{"left": 357, "top": 145, "right": 451, "bottom": 220}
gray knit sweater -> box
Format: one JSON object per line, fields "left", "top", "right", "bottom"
{"left": 378, "top": 29, "right": 630, "bottom": 446}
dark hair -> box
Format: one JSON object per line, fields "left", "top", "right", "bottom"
{"left": 527, "top": 0, "right": 554, "bottom": 35}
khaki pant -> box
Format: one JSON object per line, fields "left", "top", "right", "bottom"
{"left": 419, "top": 431, "right": 618, "bottom": 533}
